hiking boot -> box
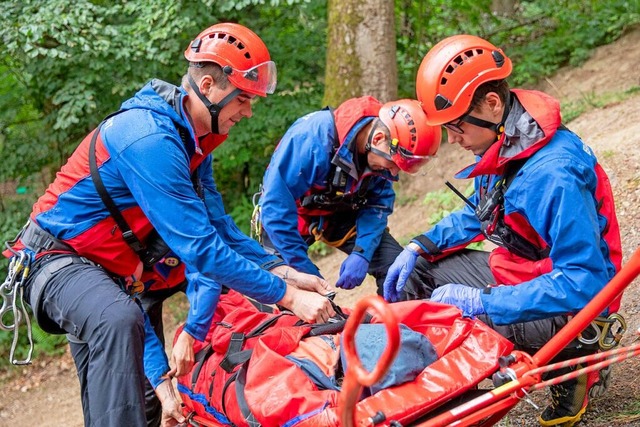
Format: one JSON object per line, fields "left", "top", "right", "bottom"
{"left": 538, "top": 365, "right": 600, "bottom": 427}
{"left": 588, "top": 363, "right": 612, "bottom": 400}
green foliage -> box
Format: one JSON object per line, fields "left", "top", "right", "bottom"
{"left": 395, "top": 0, "right": 497, "bottom": 98}
{"left": 308, "top": 241, "right": 334, "bottom": 259}
{"left": 422, "top": 184, "right": 473, "bottom": 225}
{"left": 489, "top": 0, "right": 640, "bottom": 86}
{"left": 0, "top": 0, "right": 637, "bottom": 239}
{"left": 212, "top": 2, "right": 327, "bottom": 209}
{"left": 0, "top": 322, "right": 67, "bottom": 368}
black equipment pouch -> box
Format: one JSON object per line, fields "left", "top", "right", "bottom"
{"left": 139, "top": 229, "right": 171, "bottom": 268}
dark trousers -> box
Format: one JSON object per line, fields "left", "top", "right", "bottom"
{"left": 26, "top": 255, "right": 147, "bottom": 427}
{"left": 139, "top": 283, "right": 188, "bottom": 427}
{"left": 404, "top": 249, "right": 594, "bottom": 354}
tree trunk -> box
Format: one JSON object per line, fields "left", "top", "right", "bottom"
{"left": 323, "top": 0, "right": 397, "bottom": 106}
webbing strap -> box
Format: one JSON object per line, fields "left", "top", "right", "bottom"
{"left": 220, "top": 332, "right": 246, "bottom": 373}
{"left": 235, "top": 365, "right": 261, "bottom": 427}
{"left": 190, "top": 343, "right": 213, "bottom": 390}
{"left": 88, "top": 122, "right": 146, "bottom": 255}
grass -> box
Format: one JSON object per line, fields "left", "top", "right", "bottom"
{"left": 562, "top": 85, "right": 640, "bottom": 123}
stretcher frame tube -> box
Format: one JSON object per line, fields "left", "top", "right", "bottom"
{"left": 340, "top": 295, "right": 401, "bottom": 427}
{"left": 534, "top": 247, "right": 640, "bottom": 367}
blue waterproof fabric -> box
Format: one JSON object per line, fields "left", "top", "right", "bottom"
{"left": 341, "top": 323, "right": 438, "bottom": 396}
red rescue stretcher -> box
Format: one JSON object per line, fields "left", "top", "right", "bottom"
{"left": 179, "top": 247, "right": 640, "bottom": 427}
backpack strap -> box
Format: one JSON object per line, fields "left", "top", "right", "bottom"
{"left": 234, "top": 364, "right": 262, "bottom": 427}
{"left": 89, "top": 120, "right": 148, "bottom": 259}
{"left": 88, "top": 111, "right": 201, "bottom": 267}
{"left": 190, "top": 343, "right": 213, "bottom": 390}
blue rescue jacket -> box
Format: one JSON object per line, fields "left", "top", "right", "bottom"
{"left": 259, "top": 97, "right": 396, "bottom": 276}
{"left": 411, "top": 90, "right": 622, "bottom": 325}
{"left": 27, "top": 79, "right": 286, "bottom": 387}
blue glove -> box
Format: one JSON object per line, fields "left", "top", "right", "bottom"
{"left": 383, "top": 246, "right": 419, "bottom": 302}
{"left": 430, "top": 283, "right": 485, "bottom": 318}
{"left": 336, "top": 253, "right": 369, "bottom": 290}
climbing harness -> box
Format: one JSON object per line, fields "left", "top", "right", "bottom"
{"left": 309, "top": 223, "right": 357, "bottom": 248}
{"left": 0, "top": 247, "right": 35, "bottom": 365}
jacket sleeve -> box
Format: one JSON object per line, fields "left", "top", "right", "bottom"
{"left": 143, "top": 310, "right": 170, "bottom": 389}
{"left": 259, "top": 117, "right": 333, "bottom": 276}
{"left": 480, "top": 156, "right": 613, "bottom": 324}
{"left": 198, "top": 158, "right": 283, "bottom": 270}
{"left": 109, "top": 129, "right": 286, "bottom": 341}
{"left": 353, "top": 177, "right": 395, "bottom": 261}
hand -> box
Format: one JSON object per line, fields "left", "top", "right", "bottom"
{"left": 336, "top": 253, "right": 369, "bottom": 290}
{"left": 170, "top": 330, "right": 195, "bottom": 378}
{"left": 278, "top": 285, "right": 336, "bottom": 323}
{"left": 383, "top": 246, "right": 419, "bottom": 302}
{"left": 155, "top": 380, "right": 186, "bottom": 426}
{"left": 430, "top": 283, "right": 485, "bottom": 318}
{"left": 271, "top": 265, "right": 334, "bottom": 295}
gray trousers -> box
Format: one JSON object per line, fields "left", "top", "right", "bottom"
{"left": 25, "top": 254, "right": 147, "bottom": 426}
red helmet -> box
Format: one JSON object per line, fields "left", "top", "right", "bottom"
{"left": 416, "top": 35, "right": 512, "bottom": 125}
{"left": 378, "top": 99, "right": 441, "bottom": 174}
{"left": 184, "top": 23, "right": 276, "bottom": 97}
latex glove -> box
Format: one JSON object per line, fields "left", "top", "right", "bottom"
{"left": 383, "top": 246, "right": 419, "bottom": 302}
{"left": 430, "top": 283, "right": 485, "bottom": 318}
{"left": 336, "top": 253, "right": 369, "bottom": 290}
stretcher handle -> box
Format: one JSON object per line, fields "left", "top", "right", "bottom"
{"left": 342, "top": 295, "right": 401, "bottom": 385}
{"left": 340, "top": 295, "right": 400, "bottom": 427}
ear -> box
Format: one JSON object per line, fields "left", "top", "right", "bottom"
{"left": 199, "top": 75, "right": 214, "bottom": 96}
{"left": 371, "top": 129, "right": 387, "bottom": 147}
{"left": 484, "top": 92, "right": 504, "bottom": 118}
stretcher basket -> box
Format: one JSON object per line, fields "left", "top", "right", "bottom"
{"left": 180, "top": 247, "right": 640, "bottom": 427}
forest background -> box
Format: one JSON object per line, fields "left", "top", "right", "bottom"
{"left": 0, "top": 0, "right": 638, "bottom": 374}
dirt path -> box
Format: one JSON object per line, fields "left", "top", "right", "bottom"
{"left": 1, "top": 26, "right": 639, "bottom": 426}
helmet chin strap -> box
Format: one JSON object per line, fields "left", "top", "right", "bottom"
{"left": 463, "top": 94, "right": 512, "bottom": 141}
{"left": 187, "top": 73, "right": 241, "bottom": 134}
{"left": 364, "top": 125, "right": 394, "bottom": 162}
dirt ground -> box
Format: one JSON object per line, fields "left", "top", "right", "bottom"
{"left": 1, "top": 25, "right": 640, "bottom": 426}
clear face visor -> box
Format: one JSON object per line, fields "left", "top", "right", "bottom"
{"left": 390, "top": 139, "right": 434, "bottom": 174}
{"left": 229, "top": 60, "right": 277, "bottom": 95}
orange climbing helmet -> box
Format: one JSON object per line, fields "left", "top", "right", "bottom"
{"left": 378, "top": 99, "right": 441, "bottom": 174}
{"left": 184, "top": 22, "right": 276, "bottom": 97}
{"left": 416, "top": 35, "right": 512, "bottom": 125}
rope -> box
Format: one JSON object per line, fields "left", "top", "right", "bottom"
{"left": 523, "top": 342, "right": 640, "bottom": 391}
{"left": 311, "top": 225, "right": 357, "bottom": 248}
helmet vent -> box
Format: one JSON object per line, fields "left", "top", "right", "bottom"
{"left": 492, "top": 50, "right": 505, "bottom": 67}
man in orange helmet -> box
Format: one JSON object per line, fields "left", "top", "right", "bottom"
{"left": 383, "top": 35, "right": 622, "bottom": 426}
{"left": 5, "top": 23, "right": 335, "bottom": 426}
{"left": 257, "top": 97, "right": 441, "bottom": 295}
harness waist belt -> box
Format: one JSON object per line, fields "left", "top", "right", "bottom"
{"left": 21, "top": 220, "right": 75, "bottom": 253}
{"left": 28, "top": 255, "right": 95, "bottom": 334}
